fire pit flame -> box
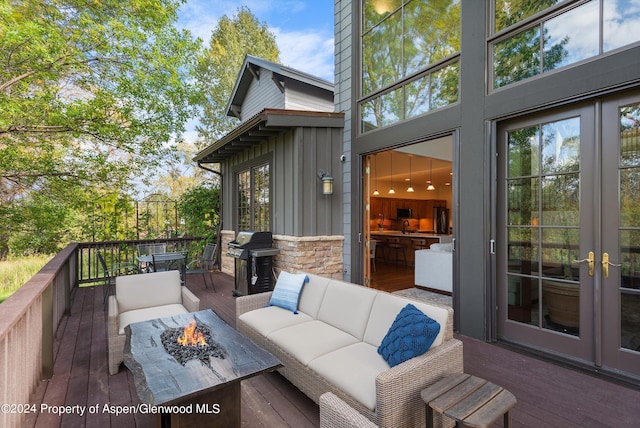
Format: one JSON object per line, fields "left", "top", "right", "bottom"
{"left": 177, "top": 320, "right": 207, "bottom": 347}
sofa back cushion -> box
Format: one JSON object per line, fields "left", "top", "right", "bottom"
{"left": 116, "top": 271, "right": 182, "bottom": 313}
{"left": 298, "top": 273, "right": 331, "bottom": 318}
{"left": 363, "top": 292, "right": 450, "bottom": 348}
{"left": 317, "top": 280, "right": 378, "bottom": 340}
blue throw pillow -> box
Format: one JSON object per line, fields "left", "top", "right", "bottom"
{"left": 268, "top": 272, "right": 308, "bottom": 313}
{"left": 377, "top": 303, "right": 441, "bottom": 367}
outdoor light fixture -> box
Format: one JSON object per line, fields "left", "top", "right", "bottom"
{"left": 318, "top": 170, "right": 334, "bottom": 195}
{"left": 407, "top": 156, "right": 415, "bottom": 193}
{"left": 373, "top": 154, "right": 380, "bottom": 195}
{"left": 427, "top": 160, "right": 435, "bottom": 191}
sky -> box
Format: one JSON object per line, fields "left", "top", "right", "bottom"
{"left": 176, "top": 0, "right": 335, "bottom": 82}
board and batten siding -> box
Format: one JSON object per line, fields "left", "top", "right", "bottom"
{"left": 222, "top": 125, "right": 343, "bottom": 238}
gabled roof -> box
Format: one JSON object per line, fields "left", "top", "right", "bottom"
{"left": 225, "top": 55, "right": 334, "bottom": 117}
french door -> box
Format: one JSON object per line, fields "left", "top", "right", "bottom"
{"left": 497, "top": 91, "right": 640, "bottom": 379}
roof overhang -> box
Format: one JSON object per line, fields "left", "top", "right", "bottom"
{"left": 194, "top": 109, "right": 344, "bottom": 164}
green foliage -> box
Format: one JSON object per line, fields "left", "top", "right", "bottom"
{"left": 0, "top": 254, "right": 53, "bottom": 303}
{"left": 194, "top": 6, "right": 280, "bottom": 141}
{"left": 0, "top": 0, "right": 203, "bottom": 257}
{"left": 178, "top": 184, "right": 220, "bottom": 244}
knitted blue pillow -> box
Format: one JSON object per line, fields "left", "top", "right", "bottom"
{"left": 377, "top": 303, "right": 441, "bottom": 367}
{"left": 269, "top": 272, "right": 308, "bottom": 313}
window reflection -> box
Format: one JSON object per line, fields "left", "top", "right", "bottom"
{"left": 360, "top": 0, "right": 460, "bottom": 132}
{"left": 492, "top": 0, "right": 640, "bottom": 89}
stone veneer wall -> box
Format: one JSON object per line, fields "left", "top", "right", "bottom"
{"left": 219, "top": 231, "right": 344, "bottom": 280}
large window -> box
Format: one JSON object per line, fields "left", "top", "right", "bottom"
{"left": 360, "top": 0, "right": 460, "bottom": 133}
{"left": 237, "top": 162, "right": 270, "bottom": 232}
{"left": 492, "top": 0, "right": 640, "bottom": 89}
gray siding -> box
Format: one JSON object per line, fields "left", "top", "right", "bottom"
{"left": 284, "top": 79, "right": 334, "bottom": 112}
{"left": 222, "top": 126, "right": 343, "bottom": 238}
{"left": 335, "top": 0, "right": 353, "bottom": 281}
{"left": 240, "top": 69, "right": 285, "bottom": 121}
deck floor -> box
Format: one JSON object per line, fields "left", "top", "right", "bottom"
{"left": 24, "top": 271, "right": 640, "bottom": 427}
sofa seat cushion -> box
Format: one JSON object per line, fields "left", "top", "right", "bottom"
{"left": 268, "top": 320, "right": 359, "bottom": 365}
{"left": 238, "top": 306, "right": 314, "bottom": 337}
{"left": 308, "top": 342, "right": 390, "bottom": 411}
{"left": 118, "top": 304, "right": 189, "bottom": 335}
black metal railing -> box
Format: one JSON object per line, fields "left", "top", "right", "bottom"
{"left": 77, "top": 237, "right": 207, "bottom": 285}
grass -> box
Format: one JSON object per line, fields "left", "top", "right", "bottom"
{"left": 0, "top": 254, "right": 53, "bottom": 303}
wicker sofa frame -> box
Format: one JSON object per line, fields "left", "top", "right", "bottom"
{"left": 236, "top": 287, "right": 463, "bottom": 428}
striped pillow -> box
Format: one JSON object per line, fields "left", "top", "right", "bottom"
{"left": 269, "top": 272, "right": 309, "bottom": 313}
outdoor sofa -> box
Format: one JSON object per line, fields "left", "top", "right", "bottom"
{"left": 107, "top": 270, "right": 200, "bottom": 375}
{"left": 236, "top": 273, "right": 463, "bottom": 427}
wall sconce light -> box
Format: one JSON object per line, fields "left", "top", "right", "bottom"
{"left": 318, "top": 170, "right": 334, "bottom": 195}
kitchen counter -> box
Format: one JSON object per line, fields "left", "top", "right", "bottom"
{"left": 370, "top": 231, "right": 453, "bottom": 242}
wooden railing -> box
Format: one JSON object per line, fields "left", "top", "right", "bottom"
{"left": 0, "top": 237, "right": 208, "bottom": 427}
{"left": 0, "top": 243, "right": 76, "bottom": 428}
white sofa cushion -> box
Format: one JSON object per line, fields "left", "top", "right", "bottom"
{"left": 317, "top": 280, "right": 378, "bottom": 340}
{"left": 268, "top": 320, "right": 359, "bottom": 365}
{"left": 118, "top": 303, "right": 189, "bottom": 335}
{"left": 308, "top": 342, "right": 390, "bottom": 411}
{"left": 116, "top": 271, "right": 182, "bottom": 313}
{"left": 298, "top": 274, "right": 331, "bottom": 318}
{"left": 363, "top": 293, "right": 449, "bottom": 348}
{"left": 238, "top": 306, "right": 314, "bottom": 337}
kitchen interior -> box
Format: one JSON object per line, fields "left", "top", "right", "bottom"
{"left": 367, "top": 136, "right": 453, "bottom": 293}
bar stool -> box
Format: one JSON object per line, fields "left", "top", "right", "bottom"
{"left": 411, "top": 238, "right": 429, "bottom": 267}
{"left": 386, "top": 237, "right": 406, "bottom": 266}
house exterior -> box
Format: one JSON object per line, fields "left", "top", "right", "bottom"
{"left": 194, "top": 55, "right": 345, "bottom": 278}
{"left": 196, "top": 2, "right": 640, "bottom": 385}
{"left": 333, "top": 0, "right": 640, "bottom": 384}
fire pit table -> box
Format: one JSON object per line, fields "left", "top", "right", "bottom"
{"left": 124, "top": 309, "right": 282, "bottom": 427}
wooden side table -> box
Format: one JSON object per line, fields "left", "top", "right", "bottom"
{"left": 421, "top": 373, "right": 517, "bottom": 428}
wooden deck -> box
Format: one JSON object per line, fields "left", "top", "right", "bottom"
{"left": 24, "top": 272, "right": 640, "bottom": 427}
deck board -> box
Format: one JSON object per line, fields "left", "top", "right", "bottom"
{"left": 23, "top": 271, "right": 640, "bottom": 427}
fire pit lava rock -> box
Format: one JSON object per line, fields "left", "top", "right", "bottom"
{"left": 161, "top": 321, "right": 226, "bottom": 368}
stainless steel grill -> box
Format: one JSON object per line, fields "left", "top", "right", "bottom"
{"left": 227, "top": 231, "right": 276, "bottom": 296}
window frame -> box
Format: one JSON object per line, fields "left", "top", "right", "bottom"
{"left": 233, "top": 154, "right": 272, "bottom": 233}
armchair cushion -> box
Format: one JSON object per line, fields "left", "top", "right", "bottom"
{"left": 116, "top": 271, "right": 182, "bottom": 313}
{"left": 377, "top": 304, "right": 440, "bottom": 367}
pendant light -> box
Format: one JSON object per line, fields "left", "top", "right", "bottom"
{"left": 407, "top": 156, "right": 415, "bottom": 192}
{"left": 388, "top": 151, "right": 395, "bottom": 194}
{"left": 427, "top": 159, "right": 435, "bottom": 191}
{"left": 373, "top": 154, "right": 380, "bottom": 195}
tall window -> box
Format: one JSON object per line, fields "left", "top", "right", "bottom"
{"left": 237, "top": 162, "right": 270, "bottom": 231}
{"left": 491, "top": 0, "right": 640, "bottom": 89}
{"left": 360, "top": 0, "right": 460, "bottom": 133}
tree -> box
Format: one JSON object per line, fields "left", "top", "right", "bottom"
{"left": 178, "top": 184, "right": 220, "bottom": 244}
{"left": 194, "top": 6, "right": 280, "bottom": 141}
{"left": 0, "top": 0, "right": 201, "bottom": 257}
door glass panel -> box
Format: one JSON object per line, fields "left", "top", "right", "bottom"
{"left": 543, "top": 280, "right": 580, "bottom": 336}
{"left": 506, "top": 116, "right": 581, "bottom": 335}
{"left": 618, "top": 102, "right": 640, "bottom": 352}
{"left": 508, "top": 178, "right": 539, "bottom": 226}
{"left": 621, "top": 293, "right": 640, "bottom": 351}
{"left": 541, "top": 228, "right": 580, "bottom": 281}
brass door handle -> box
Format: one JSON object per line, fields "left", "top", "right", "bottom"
{"left": 602, "top": 253, "right": 622, "bottom": 278}
{"left": 573, "top": 251, "right": 594, "bottom": 276}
